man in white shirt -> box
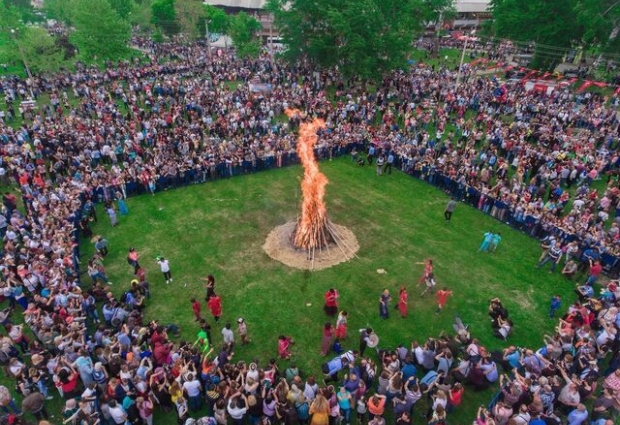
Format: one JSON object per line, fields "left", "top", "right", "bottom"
{"left": 108, "top": 400, "right": 127, "bottom": 425}
{"left": 182, "top": 373, "right": 202, "bottom": 412}
{"left": 227, "top": 391, "right": 248, "bottom": 425}
{"left": 156, "top": 256, "right": 172, "bottom": 284}
{"left": 221, "top": 323, "right": 235, "bottom": 350}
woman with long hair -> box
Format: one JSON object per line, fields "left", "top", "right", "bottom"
{"left": 320, "top": 323, "right": 334, "bottom": 356}
{"left": 309, "top": 393, "right": 330, "bottom": 425}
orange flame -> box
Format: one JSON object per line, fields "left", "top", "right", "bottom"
{"left": 285, "top": 109, "right": 330, "bottom": 250}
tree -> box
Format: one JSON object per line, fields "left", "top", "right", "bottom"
{"left": 268, "top": 0, "right": 429, "bottom": 81}
{"left": 490, "top": 0, "right": 584, "bottom": 70}
{"left": 71, "top": 0, "right": 131, "bottom": 60}
{"left": 228, "top": 11, "right": 261, "bottom": 58}
{"left": 43, "top": 0, "right": 78, "bottom": 24}
{"left": 15, "top": 27, "right": 66, "bottom": 73}
{"left": 202, "top": 4, "right": 229, "bottom": 36}
{"left": 151, "top": 0, "right": 180, "bottom": 36}
{"left": 109, "top": 0, "right": 135, "bottom": 20}
{"left": 175, "top": 0, "right": 205, "bottom": 40}
{"left": 575, "top": 0, "right": 620, "bottom": 55}
{"left": 0, "top": 4, "right": 66, "bottom": 74}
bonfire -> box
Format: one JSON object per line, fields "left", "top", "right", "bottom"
{"left": 261, "top": 110, "right": 359, "bottom": 270}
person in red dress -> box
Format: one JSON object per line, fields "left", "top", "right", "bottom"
{"left": 436, "top": 287, "right": 453, "bottom": 314}
{"left": 320, "top": 322, "right": 334, "bottom": 356}
{"left": 417, "top": 258, "right": 434, "bottom": 284}
{"left": 278, "top": 335, "right": 293, "bottom": 359}
{"left": 398, "top": 286, "right": 408, "bottom": 318}
{"left": 335, "top": 311, "right": 348, "bottom": 339}
{"left": 324, "top": 288, "right": 339, "bottom": 317}
{"left": 207, "top": 293, "right": 222, "bottom": 323}
{"left": 191, "top": 298, "right": 202, "bottom": 322}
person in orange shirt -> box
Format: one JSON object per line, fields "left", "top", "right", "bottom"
{"left": 367, "top": 394, "right": 386, "bottom": 417}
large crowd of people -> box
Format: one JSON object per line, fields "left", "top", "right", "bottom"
{"left": 0, "top": 38, "right": 618, "bottom": 425}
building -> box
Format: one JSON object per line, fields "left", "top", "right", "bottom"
{"left": 450, "top": 0, "right": 492, "bottom": 29}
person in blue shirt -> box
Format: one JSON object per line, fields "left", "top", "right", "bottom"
{"left": 478, "top": 231, "right": 494, "bottom": 252}
{"left": 567, "top": 404, "right": 588, "bottom": 425}
{"left": 549, "top": 295, "right": 562, "bottom": 318}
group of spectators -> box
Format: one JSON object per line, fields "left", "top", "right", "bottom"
{"left": 0, "top": 37, "right": 617, "bottom": 425}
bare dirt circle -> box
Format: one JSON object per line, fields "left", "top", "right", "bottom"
{"left": 263, "top": 221, "right": 360, "bottom": 270}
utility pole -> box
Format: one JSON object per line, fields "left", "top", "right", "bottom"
{"left": 205, "top": 19, "right": 212, "bottom": 59}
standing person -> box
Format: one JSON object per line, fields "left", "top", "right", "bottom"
{"left": 436, "top": 287, "right": 453, "bottom": 314}
{"left": 207, "top": 293, "right": 222, "bottom": 324}
{"left": 237, "top": 318, "right": 250, "bottom": 345}
{"left": 359, "top": 328, "right": 373, "bottom": 357}
{"left": 127, "top": 248, "right": 140, "bottom": 275}
{"left": 336, "top": 386, "right": 353, "bottom": 425}
{"left": 335, "top": 311, "right": 348, "bottom": 340}
{"left": 221, "top": 323, "right": 234, "bottom": 351}
{"left": 106, "top": 203, "right": 118, "bottom": 227}
{"left": 190, "top": 298, "right": 202, "bottom": 322}
{"left": 320, "top": 323, "right": 334, "bottom": 356}
{"left": 323, "top": 289, "right": 339, "bottom": 317}
{"left": 376, "top": 155, "right": 385, "bottom": 176}
{"left": 116, "top": 192, "right": 129, "bottom": 216}
{"left": 444, "top": 198, "right": 457, "bottom": 221}
{"left": 490, "top": 232, "right": 502, "bottom": 252}
{"left": 309, "top": 393, "right": 330, "bottom": 425}
{"left": 278, "top": 335, "right": 293, "bottom": 359}
{"left": 417, "top": 259, "right": 434, "bottom": 284}
{"left": 537, "top": 244, "right": 562, "bottom": 273}
{"left": 156, "top": 256, "right": 172, "bottom": 284}
{"left": 478, "top": 231, "right": 494, "bottom": 253}
{"left": 203, "top": 274, "right": 216, "bottom": 299}
{"left": 549, "top": 295, "right": 562, "bottom": 318}
{"left": 397, "top": 286, "right": 408, "bottom": 318}
{"left": 379, "top": 289, "right": 391, "bottom": 319}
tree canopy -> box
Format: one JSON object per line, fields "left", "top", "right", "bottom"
{"left": 268, "top": 0, "right": 448, "bottom": 81}
{"left": 151, "top": 0, "right": 180, "bottom": 36}
{"left": 490, "top": 0, "right": 620, "bottom": 69}
{"left": 71, "top": 0, "right": 131, "bottom": 60}
{"left": 228, "top": 11, "right": 261, "bottom": 58}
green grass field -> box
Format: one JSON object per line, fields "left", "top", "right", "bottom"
{"left": 68, "top": 157, "right": 577, "bottom": 424}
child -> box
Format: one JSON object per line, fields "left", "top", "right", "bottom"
{"left": 191, "top": 298, "right": 202, "bottom": 322}
{"left": 436, "top": 287, "right": 453, "bottom": 314}
{"left": 237, "top": 317, "right": 249, "bottom": 345}
{"left": 356, "top": 395, "right": 367, "bottom": 424}
{"left": 549, "top": 295, "right": 561, "bottom": 318}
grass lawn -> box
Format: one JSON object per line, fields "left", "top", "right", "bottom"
{"left": 62, "top": 157, "right": 577, "bottom": 424}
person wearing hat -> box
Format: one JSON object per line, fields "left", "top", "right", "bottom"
{"left": 21, "top": 391, "right": 49, "bottom": 421}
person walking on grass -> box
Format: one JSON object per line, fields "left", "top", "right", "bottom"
{"left": 156, "top": 256, "right": 172, "bottom": 284}
{"left": 191, "top": 298, "right": 202, "bottom": 322}
{"left": 479, "top": 231, "right": 494, "bottom": 252}
{"left": 106, "top": 203, "right": 118, "bottom": 227}
{"left": 237, "top": 317, "right": 250, "bottom": 345}
{"left": 379, "top": 289, "right": 391, "bottom": 319}
{"left": 207, "top": 293, "right": 222, "bottom": 324}
{"left": 444, "top": 198, "right": 457, "bottom": 221}
{"left": 397, "top": 286, "right": 408, "bottom": 318}
{"left": 549, "top": 295, "right": 562, "bottom": 318}
{"left": 490, "top": 232, "right": 502, "bottom": 252}
{"left": 436, "top": 287, "right": 453, "bottom": 314}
